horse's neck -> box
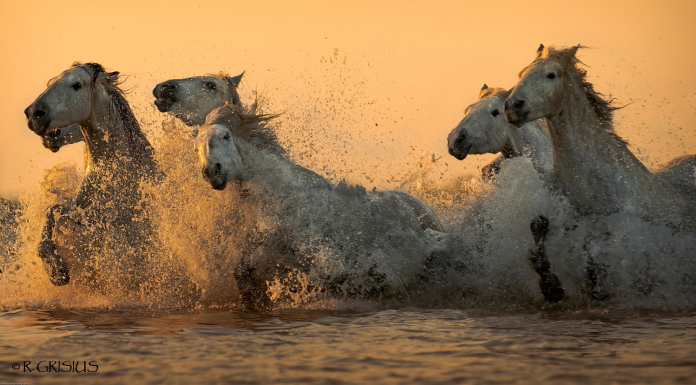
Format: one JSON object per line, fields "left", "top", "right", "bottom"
{"left": 237, "top": 142, "right": 301, "bottom": 202}
{"left": 548, "top": 84, "right": 664, "bottom": 214}
{"left": 519, "top": 119, "right": 547, "bottom": 150}
{"left": 501, "top": 128, "right": 522, "bottom": 159}
{"left": 81, "top": 89, "right": 144, "bottom": 173}
{"left": 513, "top": 120, "right": 553, "bottom": 174}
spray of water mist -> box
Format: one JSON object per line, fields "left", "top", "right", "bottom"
{"left": 2, "top": 56, "right": 696, "bottom": 312}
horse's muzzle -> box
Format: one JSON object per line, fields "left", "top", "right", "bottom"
{"left": 153, "top": 82, "right": 178, "bottom": 112}
{"left": 202, "top": 163, "right": 228, "bottom": 190}
{"left": 504, "top": 98, "right": 527, "bottom": 128}
{"left": 210, "top": 179, "right": 228, "bottom": 191}
{"left": 24, "top": 103, "right": 52, "bottom": 135}
{"left": 447, "top": 129, "right": 470, "bottom": 160}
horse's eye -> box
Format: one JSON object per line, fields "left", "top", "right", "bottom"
{"left": 546, "top": 73, "right": 556, "bottom": 79}
{"left": 205, "top": 82, "right": 217, "bottom": 90}
{"left": 491, "top": 109, "right": 500, "bottom": 117}
{"left": 72, "top": 83, "right": 82, "bottom": 91}
{"left": 223, "top": 133, "right": 231, "bottom": 141}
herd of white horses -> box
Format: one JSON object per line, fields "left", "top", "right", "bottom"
{"left": 21, "top": 44, "right": 696, "bottom": 309}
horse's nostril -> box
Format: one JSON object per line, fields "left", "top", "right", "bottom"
{"left": 513, "top": 100, "right": 525, "bottom": 110}
{"left": 34, "top": 109, "right": 47, "bottom": 119}
{"left": 454, "top": 134, "right": 466, "bottom": 146}
{"left": 215, "top": 163, "right": 222, "bottom": 176}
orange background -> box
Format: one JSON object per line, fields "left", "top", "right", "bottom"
{"left": 1, "top": 0, "right": 695, "bottom": 198}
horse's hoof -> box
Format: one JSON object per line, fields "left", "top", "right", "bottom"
{"left": 590, "top": 288, "right": 609, "bottom": 301}
{"left": 240, "top": 297, "right": 272, "bottom": 312}
{"left": 530, "top": 216, "right": 549, "bottom": 243}
{"left": 45, "top": 254, "right": 70, "bottom": 286}
{"left": 543, "top": 286, "right": 565, "bottom": 303}
{"left": 540, "top": 274, "right": 564, "bottom": 303}
{"left": 37, "top": 239, "right": 56, "bottom": 259}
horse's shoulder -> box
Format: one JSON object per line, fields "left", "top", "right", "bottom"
{"left": 521, "top": 120, "right": 551, "bottom": 141}
{"left": 655, "top": 154, "right": 696, "bottom": 194}
{"left": 519, "top": 120, "right": 552, "bottom": 154}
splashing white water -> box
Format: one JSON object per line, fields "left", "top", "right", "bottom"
{"left": 2, "top": 115, "right": 695, "bottom": 312}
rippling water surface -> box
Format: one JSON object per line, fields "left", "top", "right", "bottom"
{"left": 2, "top": 308, "right": 695, "bottom": 384}
{"left": 3, "top": 80, "right": 696, "bottom": 384}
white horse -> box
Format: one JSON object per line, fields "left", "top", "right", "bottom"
{"left": 502, "top": 45, "right": 696, "bottom": 301}
{"left": 194, "top": 104, "right": 444, "bottom": 309}
{"left": 153, "top": 72, "right": 245, "bottom": 127}
{"left": 34, "top": 71, "right": 247, "bottom": 162}
{"left": 447, "top": 84, "right": 552, "bottom": 179}
{"left": 504, "top": 44, "right": 696, "bottom": 229}
{"left": 446, "top": 84, "right": 563, "bottom": 301}
{"left": 24, "top": 62, "right": 159, "bottom": 288}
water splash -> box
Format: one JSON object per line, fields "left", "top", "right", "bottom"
{"left": 2, "top": 104, "right": 696, "bottom": 313}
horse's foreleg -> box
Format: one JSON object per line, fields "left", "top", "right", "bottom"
{"left": 233, "top": 256, "right": 273, "bottom": 311}
{"left": 528, "top": 215, "right": 564, "bottom": 303}
{"left": 233, "top": 229, "right": 273, "bottom": 311}
{"left": 38, "top": 204, "right": 70, "bottom": 286}
{"left": 481, "top": 155, "right": 505, "bottom": 180}
{"left": 585, "top": 253, "right": 609, "bottom": 301}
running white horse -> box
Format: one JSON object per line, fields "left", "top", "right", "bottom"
{"left": 504, "top": 44, "right": 696, "bottom": 229}
{"left": 36, "top": 71, "right": 247, "bottom": 156}
{"left": 503, "top": 44, "right": 696, "bottom": 301}
{"left": 446, "top": 84, "right": 559, "bottom": 301}
{"left": 447, "top": 84, "right": 552, "bottom": 179}
{"left": 24, "top": 62, "right": 159, "bottom": 287}
{"left": 195, "top": 104, "right": 444, "bottom": 309}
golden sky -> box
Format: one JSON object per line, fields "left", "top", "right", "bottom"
{"left": 1, "top": 0, "right": 695, "bottom": 198}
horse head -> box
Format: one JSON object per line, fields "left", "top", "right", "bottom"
{"left": 504, "top": 44, "right": 581, "bottom": 127}
{"left": 447, "top": 84, "right": 513, "bottom": 160}
{"left": 25, "top": 63, "right": 119, "bottom": 136}
{"left": 195, "top": 105, "right": 245, "bottom": 190}
{"left": 153, "top": 72, "right": 244, "bottom": 126}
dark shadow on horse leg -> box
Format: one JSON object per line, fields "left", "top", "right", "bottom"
{"left": 234, "top": 227, "right": 273, "bottom": 311}
{"left": 38, "top": 204, "right": 70, "bottom": 286}
{"left": 529, "top": 215, "right": 564, "bottom": 303}
{"left": 586, "top": 254, "right": 610, "bottom": 301}
{"left": 233, "top": 256, "right": 273, "bottom": 312}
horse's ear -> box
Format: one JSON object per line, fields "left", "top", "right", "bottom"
{"left": 229, "top": 71, "right": 244, "bottom": 88}
{"left": 107, "top": 71, "right": 120, "bottom": 82}
{"left": 478, "top": 85, "right": 492, "bottom": 99}
{"left": 535, "top": 44, "right": 545, "bottom": 59}
{"left": 568, "top": 45, "right": 581, "bottom": 57}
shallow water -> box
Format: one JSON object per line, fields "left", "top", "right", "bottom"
{"left": 1, "top": 308, "right": 695, "bottom": 384}
{"left": 3, "top": 95, "right": 696, "bottom": 384}
{"left": 2, "top": 156, "right": 696, "bottom": 384}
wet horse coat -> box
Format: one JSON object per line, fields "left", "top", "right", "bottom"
{"left": 195, "top": 105, "right": 445, "bottom": 309}
{"left": 447, "top": 84, "right": 552, "bottom": 179}
{"left": 25, "top": 62, "right": 159, "bottom": 287}
{"left": 504, "top": 45, "right": 696, "bottom": 229}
